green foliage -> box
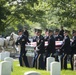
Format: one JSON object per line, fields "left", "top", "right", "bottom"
{"left": 0, "top": 0, "right": 76, "bottom": 35}
{"left": 0, "top": 0, "right": 45, "bottom": 33}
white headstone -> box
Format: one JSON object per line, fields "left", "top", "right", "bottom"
{"left": 5, "top": 51, "right": 10, "bottom": 57}
{"left": 0, "top": 52, "right": 5, "bottom": 61}
{"left": 4, "top": 57, "right": 13, "bottom": 71}
{"left": 0, "top": 51, "right": 10, "bottom": 61}
{"left": 46, "top": 57, "right": 55, "bottom": 71}
{"left": 50, "top": 62, "right": 61, "bottom": 75}
{"left": 24, "top": 71, "right": 40, "bottom": 75}
{"left": 0, "top": 61, "right": 11, "bottom": 75}
{"left": 74, "top": 54, "right": 76, "bottom": 70}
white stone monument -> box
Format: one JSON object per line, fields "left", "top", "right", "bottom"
{"left": 24, "top": 71, "right": 40, "bottom": 75}
{"left": 50, "top": 62, "right": 61, "bottom": 75}
{"left": 5, "top": 51, "right": 10, "bottom": 57}
{"left": 46, "top": 57, "right": 55, "bottom": 71}
{"left": 0, "top": 61, "right": 11, "bottom": 75}
{"left": 0, "top": 52, "right": 5, "bottom": 61}
{"left": 0, "top": 51, "right": 10, "bottom": 61}
{"left": 4, "top": 57, "right": 13, "bottom": 71}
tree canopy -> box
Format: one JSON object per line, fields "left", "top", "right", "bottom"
{"left": 0, "top": 0, "right": 76, "bottom": 35}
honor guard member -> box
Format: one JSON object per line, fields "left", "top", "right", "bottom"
{"left": 32, "top": 28, "right": 38, "bottom": 68}
{"left": 46, "top": 29, "right": 55, "bottom": 57}
{"left": 59, "top": 26, "right": 64, "bottom": 39}
{"left": 44, "top": 28, "right": 49, "bottom": 69}
{"left": 44, "top": 28, "right": 49, "bottom": 41}
{"left": 70, "top": 30, "right": 76, "bottom": 70}
{"left": 60, "top": 30, "right": 71, "bottom": 69}
{"left": 33, "top": 28, "right": 45, "bottom": 69}
{"left": 16, "top": 29, "right": 29, "bottom": 67}
{"left": 54, "top": 29, "right": 63, "bottom": 41}
{"left": 54, "top": 29, "right": 63, "bottom": 61}
{"left": 23, "top": 26, "right": 29, "bottom": 38}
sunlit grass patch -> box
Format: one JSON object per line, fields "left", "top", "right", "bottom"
{"left": 11, "top": 60, "right": 76, "bottom": 75}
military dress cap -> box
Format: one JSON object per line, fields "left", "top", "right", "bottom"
{"left": 48, "top": 29, "right": 53, "bottom": 33}
{"left": 18, "top": 29, "right": 23, "bottom": 33}
{"left": 55, "top": 29, "right": 60, "bottom": 32}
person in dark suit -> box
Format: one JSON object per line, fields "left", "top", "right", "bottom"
{"left": 60, "top": 30, "right": 71, "bottom": 69}
{"left": 32, "top": 28, "right": 45, "bottom": 69}
{"left": 16, "top": 29, "right": 29, "bottom": 67}
{"left": 44, "top": 28, "right": 49, "bottom": 69}
{"left": 59, "top": 26, "right": 64, "bottom": 39}
{"left": 54, "top": 29, "right": 63, "bottom": 61}
{"left": 23, "top": 26, "right": 29, "bottom": 38}
{"left": 46, "top": 29, "right": 55, "bottom": 57}
{"left": 70, "top": 30, "right": 76, "bottom": 70}
{"left": 44, "top": 28, "right": 49, "bottom": 41}
{"left": 54, "top": 29, "right": 63, "bottom": 41}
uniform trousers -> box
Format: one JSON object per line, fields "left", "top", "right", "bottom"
{"left": 19, "top": 51, "right": 29, "bottom": 67}
{"left": 33, "top": 53, "right": 45, "bottom": 69}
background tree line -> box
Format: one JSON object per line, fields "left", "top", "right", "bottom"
{"left": 0, "top": 0, "right": 76, "bottom": 36}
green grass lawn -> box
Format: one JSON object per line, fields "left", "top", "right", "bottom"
{"left": 11, "top": 60, "right": 76, "bottom": 75}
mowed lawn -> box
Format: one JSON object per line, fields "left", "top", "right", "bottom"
{"left": 11, "top": 60, "right": 76, "bottom": 75}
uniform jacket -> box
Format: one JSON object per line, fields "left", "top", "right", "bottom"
{"left": 46, "top": 35, "right": 55, "bottom": 53}
{"left": 33, "top": 35, "right": 45, "bottom": 54}
{"left": 44, "top": 36, "right": 49, "bottom": 41}
{"left": 71, "top": 36, "right": 76, "bottom": 54}
{"left": 59, "top": 29, "right": 64, "bottom": 38}
{"left": 16, "top": 35, "right": 29, "bottom": 53}
{"left": 54, "top": 35, "right": 63, "bottom": 41}
{"left": 60, "top": 35, "right": 71, "bottom": 54}
{"left": 23, "top": 30, "right": 29, "bottom": 38}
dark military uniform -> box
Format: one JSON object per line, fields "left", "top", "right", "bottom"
{"left": 23, "top": 30, "right": 29, "bottom": 38}
{"left": 16, "top": 30, "right": 29, "bottom": 67}
{"left": 70, "top": 30, "right": 76, "bottom": 70}
{"left": 59, "top": 26, "right": 64, "bottom": 39}
{"left": 60, "top": 33, "right": 71, "bottom": 69}
{"left": 32, "top": 29, "right": 45, "bottom": 69}
{"left": 46, "top": 29, "right": 55, "bottom": 57}
{"left": 46, "top": 35, "right": 55, "bottom": 57}
{"left": 44, "top": 29, "right": 49, "bottom": 52}
{"left": 54, "top": 29, "right": 63, "bottom": 61}
{"left": 44, "top": 28, "right": 49, "bottom": 41}
{"left": 54, "top": 35, "right": 63, "bottom": 41}
{"left": 44, "top": 29, "right": 49, "bottom": 69}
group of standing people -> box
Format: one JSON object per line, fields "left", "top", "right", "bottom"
{"left": 15, "top": 26, "right": 76, "bottom": 71}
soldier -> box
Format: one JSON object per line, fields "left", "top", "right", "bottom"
{"left": 32, "top": 28, "right": 38, "bottom": 68}
{"left": 70, "top": 30, "right": 76, "bottom": 70}
{"left": 15, "top": 29, "right": 29, "bottom": 67}
{"left": 46, "top": 29, "right": 55, "bottom": 57}
{"left": 32, "top": 28, "right": 45, "bottom": 69}
{"left": 60, "top": 30, "right": 71, "bottom": 69}
{"left": 54, "top": 29, "right": 63, "bottom": 41}
{"left": 23, "top": 26, "right": 29, "bottom": 38}
{"left": 54, "top": 29, "right": 63, "bottom": 61}
{"left": 59, "top": 26, "right": 64, "bottom": 39}
{"left": 44, "top": 28, "right": 49, "bottom": 69}
{"left": 44, "top": 28, "right": 49, "bottom": 41}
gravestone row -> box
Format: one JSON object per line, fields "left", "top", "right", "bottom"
{"left": 0, "top": 57, "right": 13, "bottom": 75}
